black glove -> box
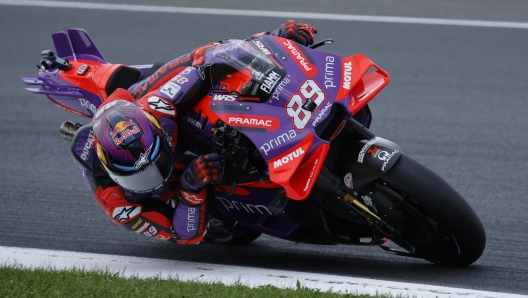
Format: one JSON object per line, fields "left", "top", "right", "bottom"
{"left": 180, "top": 154, "right": 221, "bottom": 190}
{"left": 272, "top": 20, "right": 318, "bottom": 47}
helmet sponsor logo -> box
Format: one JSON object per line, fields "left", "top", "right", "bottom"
{"left": 111, "top": 120, "right": 140, "bottom": 145}
{"left": 134, "top": 144, "right": 152, "bottom": 170}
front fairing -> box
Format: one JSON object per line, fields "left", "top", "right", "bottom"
{"left": 207, "top": 37, "right": 355, "bottom": 200}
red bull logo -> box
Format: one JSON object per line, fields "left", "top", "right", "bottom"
{"left": 111, "top": 120, "right": 140, "bottom": 145}
{"left": 111, "top": 120, "right": 135, "bottom": 137}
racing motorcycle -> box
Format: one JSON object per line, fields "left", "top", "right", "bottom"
{"left": 21, "top": 28, "right": 485, "bottom": 266}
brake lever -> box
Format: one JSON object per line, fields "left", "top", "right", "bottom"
{"left": 309, "top": 38, "right": 334, "bottom": 49}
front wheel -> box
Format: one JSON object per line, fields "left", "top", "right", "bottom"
{"left": 372, "top": 154, "right": 486, "bottom": 266}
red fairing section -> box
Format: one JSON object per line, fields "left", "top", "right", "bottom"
{"left": 129, "top": 54, "right": 193, "bottom": 99}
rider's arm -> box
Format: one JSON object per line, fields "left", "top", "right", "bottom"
{"left": 90, "top": 159, "right": 177, "bottom": 241}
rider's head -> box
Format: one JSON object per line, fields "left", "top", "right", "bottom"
{"left": 92, "top": 100, "right": 174, "bottom": 196}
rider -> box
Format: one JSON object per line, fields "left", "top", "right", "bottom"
{"left": 71, "top": 20, "right": 317, "bottom": 244}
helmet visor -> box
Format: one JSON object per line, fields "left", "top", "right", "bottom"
{"left": 103, "top": 136, "right": 174, "bottom": 194}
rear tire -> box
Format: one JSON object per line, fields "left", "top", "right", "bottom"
{"left": 377, "top": 154, "right": 486, "bottom": 266}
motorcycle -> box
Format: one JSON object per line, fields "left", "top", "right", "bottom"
{"left": 22, "top": 28, "right": 485, "bottom": 266}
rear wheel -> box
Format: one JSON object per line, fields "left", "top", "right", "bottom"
{"left": 372, "top": 154, "right": 485, "bottom": 266}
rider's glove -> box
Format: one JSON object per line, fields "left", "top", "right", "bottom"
{"left": 272, "top": 20, "right": 318, "bottom": 47}
{"left": 180, "top": 154, "right": 221, "bottom": 190}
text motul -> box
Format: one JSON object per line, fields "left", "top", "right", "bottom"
{"left": 343, "top": 62, "right": 352, "bottom": 90}
{"left": 273, "top": 147, "right": 305, "bottom": 169}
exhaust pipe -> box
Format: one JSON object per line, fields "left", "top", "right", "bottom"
{"left": 59, "top": 121, "right": 82, "bottom": 141}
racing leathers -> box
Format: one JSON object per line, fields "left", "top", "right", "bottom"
{"left": 70, "top": 20, "right": 318, "bottom": 244}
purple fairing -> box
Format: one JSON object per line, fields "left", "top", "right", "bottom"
{"left": 173, "top": 202, "right": 205, "bottom": 239}
{"left": 73, "top": 127, "right": 96, "bottom": 167}
{"left": 213, "top": 187, "right": 316, "bottom": 239}
{"left": 203, "top": 36, "right": 353, "bottom": 166}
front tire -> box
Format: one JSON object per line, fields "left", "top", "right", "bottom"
{"left": 376, "top": 154, "right": 486, "bottom": 266}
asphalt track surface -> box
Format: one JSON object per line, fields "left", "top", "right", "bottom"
{"left": 1, "top": 1, "right": 528, "bottom": 296}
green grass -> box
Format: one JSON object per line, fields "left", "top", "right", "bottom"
{"left": 0, "top": 266, "right": 405, "bottom": 298}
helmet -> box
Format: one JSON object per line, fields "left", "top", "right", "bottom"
{"left": 92, "top": 100, "right": 174, "bottom": 196}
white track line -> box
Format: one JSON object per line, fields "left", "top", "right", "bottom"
{"left": 1, "top": 0, "right": 528, "bottom": 29}
{"left": 0, "top": 246, "right": 524, "bottom": 298}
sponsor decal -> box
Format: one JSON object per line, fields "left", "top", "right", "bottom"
{"left": 78, "top": 98, "right": 97, "bottom": 115}
{"left": 272, "top": 75, "right": 290, "bottom": 100}
{"left": 197, "top": 62, "right": 214, "bottom": 80}
{"left": 280, "top": 39, "right": 317, "bottom": 76}
{"left": 216, "top": 53, "right": 230, "bottom": 60}
{"left": 208, "top": 82, "right": 230, "bottom": 96}
{"left": 158, "top": 82, "right": 181, "bottom": 100}
{"left": 324, "top": 56, "right": 337, "bottom": 89}
{"left": 286, "top": 79, "right": 326, "bottom": 129}
{"left": 111, "top": 121, "right": 140, "bottom": 146}
{"left": 136, "top": 222, "right": 150, "bottom": 233}
{"left": 131, "top": 218, "right": 144, "bottom": 230}
{"left": 211, "top": 42, "right": 242, "bottom": 55}
{"left": 344, "top": 173, "right": 353, "bottom": 189}
{"left": 216, "top": 197, "right": 276, "bottom": 215}
{"left": 361, "top": 195, "right": 373, "bottom": 207}
{"left": 260, "top": 129, "right": 297, "bottom": 156}
{"left": 368, "top": 145, "right": 381, "bottom": 158}
{"left": 273, "top": 147, "right": 305, "bottom": 169}
{"left": 380, "top": 150, "right": 399, "bottom": 171}
{"left": 342, "top": 61, "right": 352, "bottom": 90}
{"left": 80, "top": 130, "right": 95, "bottom": 161}
{"left": 260, "top": 71, "right": 282, "bottom": 94}
{"left": 143, "top": 225, "right": 158, "bottom": 237}
{"left": 180, "top": 191, "right": 205, "bottom": 205}
{"left": 186, "top": 117, "right": 202, "bottom": 129}
{"left": 303, "top": 158, "right": 319, "bottom": 191}
{"left": 227, "top": 115, "right": 279, "bottom": 130}
{"left": 148, "top": 96, "right": 176, "bottom": 115}
{"left": 133, "top": 144, "right": 152, "bottom": 170}
{"left": 253, "top": 40, "right": 271, "bottom": 55}
{"left": 186, "top": 204, "right": 207, "bottom": 234}
{"left": 113, "top": 206, "right": 141, "bottom": 222}
{"left": 312, "top": 102, "right": 332, "bottom": 127}
{"left": 213, "top": 93, "right": 238, "bottom": 101}
{"left": 77, "top": 64, "right": 89, "bottom": 75}
{"left": 94, "top": 100, "right": 118, "bottom": 119}
{"left": 357, "top": 140, "right": 376, "bottom": 163}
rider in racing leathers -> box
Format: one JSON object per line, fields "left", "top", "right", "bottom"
{"left": 70, "top": 20, "right": 317, "bottom": 244}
